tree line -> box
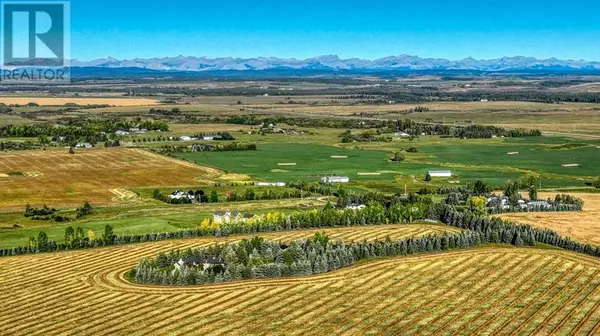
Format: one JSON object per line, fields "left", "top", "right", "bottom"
{"left": 3, "top": 196, "right": 598, "bottom": 259}
{"left": 191, "top": 143, "right": 257, "bottom": 152}
{"left": 130, "top": 230, "right": 488, "bottom": 286}
{"left": 436, "top": 204, "right": 600, "bottom": 257}
{"left": 23, "top": 202, "right": 94, "bottom": 222}
{"left": 152, "top": 188, "right": 311, "bottom": 205}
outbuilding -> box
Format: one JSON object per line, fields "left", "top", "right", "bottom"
{"left": 427, "top": 170, "right": 452, "bottom": 178}
{"left": 321, "top": 176, "right": 350, "bottom": 184}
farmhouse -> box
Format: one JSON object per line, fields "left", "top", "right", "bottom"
{"left": 255, "top": 182, "right": 286, "bottom": 187}
{"left": 180, "top": 136, "right": 198, "bottom": 141}
{"left": 487, "top": 196, "right": 548, "bottom": 210}
{"left": 321, "top": 176, "right": 350, "bottom": 184}
{"left": 75, "top": 142, "right": 93, "bottom": 148}
{"left": 129, "top": 127, "right": 147, "bottom": 134}
{"left": 115, "top": 130, "right": 129, "bottom": 136}
{"left": 346, "top": 204, "right": 366, "bottom": 210}
{"left": 428, "top": 170, "right": 452, "bottom": 178}
{"left": 394, "top": 131, "right": 410, "bottom": 137}
{"left": 213, "top": 212, "right": 254, "bottom": 224}
{"left": 169, "top": 190, "right": 195, "bottom": 200}
{"left": 174, "top": 256, "right": 226, "bottom": 272}
{"left": 203, "top": 135, "right": 222, "bottom": 141}
{"left": 527, "top": 200, "right": 552, "bottom": 210}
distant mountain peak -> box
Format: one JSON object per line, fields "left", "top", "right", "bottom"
{"left": 71, "top": 55, "right": 600, "bottom": 72}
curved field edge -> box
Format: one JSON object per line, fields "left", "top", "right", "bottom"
{"left": 1, "top": 225, "right": 600, "bottom": 336}
{"left": 500, "top": 193, "right": 600, "bottom": 247}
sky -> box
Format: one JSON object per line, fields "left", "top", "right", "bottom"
{"left": 68, "top": 0, "right": 600, "bottom": 61}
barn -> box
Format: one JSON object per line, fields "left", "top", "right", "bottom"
{"left": 428, "top": 170, "right": 452, "bottom": 178}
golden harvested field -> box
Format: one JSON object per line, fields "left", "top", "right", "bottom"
{"left": 0, "top": 97, "right": 158, "bottom": 106}
{"left": 501, "top": 193, "right": 600, "bottom": 246}
{"left": 0, "top": 148, "right": 221, "bottom": 210}
{"left": 1, "top": 225, "right": 599, "bottom": 336}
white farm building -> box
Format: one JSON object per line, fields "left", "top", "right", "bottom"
{"left": 321, "top": 176, "right": 350, "bottom": 184}
{"left": 255, "top": 182, "right": 286, "bottom": 187}
{"left": 428, "top": 170, "right": 452, "bottom": 178}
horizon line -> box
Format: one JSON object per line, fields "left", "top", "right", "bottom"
{"left": 72, "top": 54, "right": 600, "bottom": 63}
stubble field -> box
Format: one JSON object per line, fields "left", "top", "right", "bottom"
{"left": 500, "top": 193, "right": 600, "bottom": 246}
{"left": 0, "top": 148, "right": 221, "bottom": 210}
{"left": 1, "top": 224, "right": 599, "bottom": 335}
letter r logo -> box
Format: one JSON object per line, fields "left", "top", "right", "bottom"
{"left": 1, "top": 1, "right": 70, "bottom": 67}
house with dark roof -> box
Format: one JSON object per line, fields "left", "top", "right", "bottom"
{"left": 170, "top": 190, "right": 195, "bottom": 200}
{"left": 174, "top": 256, "right": 226, "bottom": 272}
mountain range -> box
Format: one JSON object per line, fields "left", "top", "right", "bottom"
{"left": 71, "top": 55, "right": 600, "bottom": 72}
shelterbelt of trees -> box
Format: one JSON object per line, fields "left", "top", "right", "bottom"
{"left": 2, "top": 188, "right": 596, "bottom": 261}
{"left": 130, "top": 230, "right": 489, "bottom": 286}
{"left": 131, "top": 201, "right": 597, "bottom": 286}
{"left": 0, "top": 120, "right": 168, "bottom": 138}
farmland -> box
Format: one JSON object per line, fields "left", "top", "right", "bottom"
{"left": 1, "top": 225, "right": 599, "bottom": 335}
{"left": 177, "top": 137, "right": 599, "bottom": 190}
{"left": 0, "top": 148, "right": 226, "bottom": 210}
{"left": 500, "top": 193, "right": 600, "bottom": 246}
{"left": 0, "top": 97, "right": 158, "bottom": 106}
{"left": 2, "top": 71, "right": 600, "bottom": 335}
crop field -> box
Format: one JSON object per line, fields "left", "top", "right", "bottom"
{"left": 1, "top": 224, "right": 599, "bottom": 335}
{"left": 0, "top": 148, "right": 223, "bottom": 210}
{"left": 413, "top": 136, "right": 600, "bottom": 179}
{"left": 177, "top": 140, "right": 597, "bottom": 189}
{"left": 500, "top": 193, "right": 600, "bottom": 247}
{"left": 178, "top": 143, "right": 450, "bottom": 185}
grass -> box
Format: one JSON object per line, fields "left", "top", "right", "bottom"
{"left": 178, "top": 143, "right": 449, "bottom": 183}
{"left": 417, "top": 136, "right": 600, "bottom": 178}
{"left": 0, "top": 198, "right": 327, "bottom": 249}
{"left": 176, "top": 138, "right": 598, "bottom": 190}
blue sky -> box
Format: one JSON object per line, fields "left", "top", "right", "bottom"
{"left": 70, "top": 0, "right": 600, "bottom": 61}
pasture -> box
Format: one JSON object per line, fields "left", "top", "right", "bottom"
{"left": 177, "top": 143, "right": 445, "bottom": 184}
{"left": 418, "top": 137, "right": 600, "bottom": 177}
{"left": 500, "top": 193, "right": 600, "bottom": 247}
{"left": 0, "top": 148, "right": 221, "bottom": 210}
{"left": 1, "top": 225, "right": 599, "bottom": 335}
{"left": 177, "top": 139, "right": 598, "bottom": 190}
{"left": 0, "top": 197, "right": 328, "bottom": 249}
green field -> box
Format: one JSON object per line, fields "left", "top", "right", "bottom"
{"left": 0, "top": 199, "right": 326, "bottom": 249}
{"left": 177, "top": 138, "right": 596, "bottom": 191}
{"left": 178, "top": 143, "right": 449, "bottom": 184}
{"left": 419, "top": 136, "right": 600, "bottom": 178}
